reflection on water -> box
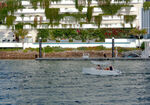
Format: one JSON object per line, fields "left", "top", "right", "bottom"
{"left": 0, "top": 60, "right": 150, "bottom": 104}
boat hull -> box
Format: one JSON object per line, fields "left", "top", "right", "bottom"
{"left": 82, "top": 68, "right": 122, "bottom": 76}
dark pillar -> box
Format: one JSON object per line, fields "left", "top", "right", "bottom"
{"left": 112, "top": 37, "right": 115, "bottom": 58}
{"left": 39, "top": 37, "right": 42, "bottom": 58}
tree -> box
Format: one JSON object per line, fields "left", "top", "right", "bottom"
{"left": 86, "top": 6, "right": 93, "bottom": 23}
{"left": 30, "top": 0, "right": 38, "bottom": 10}
{"left": 63, "top": 29, "right": 77, "bottom": 39}
{"left": 6, "top": 15, "right": 16, "bottom": 28}
{"left": 40, "top": 16, "right": 43, "bottom": 25}
{"left": 94, "top": 14, "right": 102, "bottom": 28}
{"left": 14, "top": 29, "right": 28, "bottom": 49}
{"left": 143, "top": 1, "right": 150, "bottom": 10}
{"left": 37, "top": 29, "right": 49, "bottom": 42}
{"left": 34, "top": 16, "right": 38, "bottom": 28}
{"left": 52, "top": 29, "right": 63, "bottom": 40}
{"left": 15, "top": 22, "right": 23, "bottom": 30}
{"left": 0, "top": 2, "right": 8, "bottom": 24}
{"left": 0, "top": 0, "right": 23, "bottom": 24}
{"left": 20, "top": 14, "right": 25, "bottom": 23}
{"left": 124, "top": 15, "right": 136, "bottom": 28}
{"left": 79, "top": 30, "right": 88, "bottom": 42}
{"left": 93, "top": 29, "right": 105, "bottom": 41}
{"left": 45, "top": 8, "right": 60, "bottom": 24}
{"left": 130, "top": 28, "right": 147, "bottom": 47}
{"left": 141, "top": 29, "right": 147, "bottom": 35}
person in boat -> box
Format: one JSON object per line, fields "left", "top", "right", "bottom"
{"left": 104, "top": 66, "right": 113, "bottom": 71}
{"left": 104, "top": 67, "right": 110, "bottom": 70}
{"left": 104, "top": 53, "right": 107, "bottom": 58}
{"left": 109, "top": 66, "right": 113, "bottom": 71}
{"left": 96, "top": 65, "right": 102, "bottom": 70}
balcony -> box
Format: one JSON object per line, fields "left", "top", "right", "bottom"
{"left": 60, "top": 8, "right": 78, "bottom": 13}
{"left": 15, "top": 9, "right": 45, "bottom": 14}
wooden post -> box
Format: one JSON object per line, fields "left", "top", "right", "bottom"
{"left": 112, "top": 37, "right": 115, "bottom": 58}
{"left": 39, "top": 37, "right": 42, "bottom": 58}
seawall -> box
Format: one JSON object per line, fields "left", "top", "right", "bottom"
{"left": 0, "top": 51, "right": 114, "bottom": 59}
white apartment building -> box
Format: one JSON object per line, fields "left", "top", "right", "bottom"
{"left": 0, "top": 0, "right": 148, "bottom": 42}
{"left": 14, "top": 0, "right": 144, "bottom": 29}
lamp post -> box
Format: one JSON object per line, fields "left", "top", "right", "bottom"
{"left": 39, "top": 37, "right": 42, "bottom": 58}
{"left": 112, "top": 37, "right": 115, "bottom": 58}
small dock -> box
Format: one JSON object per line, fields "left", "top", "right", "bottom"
{"left": 36, "top": 57, "right": 150, "bottom": 61}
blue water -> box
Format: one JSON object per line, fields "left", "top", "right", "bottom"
{"left": 0, "top": 60, "right": 150, "bottom": 105}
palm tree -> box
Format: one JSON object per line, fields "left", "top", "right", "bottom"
{"left": 118, "top": 13, "right": 123, "bottom": 26}
{"left": 130, "top": 28, "right": 147, "bottom": 47}
{"left": 40, "top": 16, "right": 43, "bottom": 25}
{"left": 14, "top": 29, "right": 28, "bottom": 49}
{"left": 20, "top": 14, "right": 25, "bottom": 23}
{"left": 34, "top": 16, "right": 38, "bottom": 28}
{"left": 141, "top": 29, "right": 147, "bottom": 36}
{"left": 6, "top": 15, "right": 16, "bottom": 28}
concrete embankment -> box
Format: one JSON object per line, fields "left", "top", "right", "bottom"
{"left": 0, "top": 51, "right": 114, "bottom": 59}
{"left": 36, "top": 57, "right": 150, "bottom": 61}
{"left": 0, "top": 51, "right": 149, "bottom": 60}
{"left": 0, "top": 51, "right": 37, "bottom": 59}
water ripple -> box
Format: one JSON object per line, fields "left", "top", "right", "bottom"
{"left": 0, "top": 60, "right": 149, "bottom": 104}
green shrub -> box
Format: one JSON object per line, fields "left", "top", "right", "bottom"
{"left": 42, "top": 39, "right": 47, "bottom": 42}
{"left": 76, "top": 46, "right": 106, "bottom": 51}
{"left": 117, "top": 47, "right": 138, "bottom": 53}
{"left": 69, "top": 39, "right": 73, "bottom": 42}
{"left": 53, "top": 47, "right": 65, "bottom": 52}
{"left": 23, "top": 47, "right": 39, "bottom": 52}
{"left": 43, "top": 46, "right": 53, "bottom": 53}
{"left": 43, "top": 46, "right": 65, "bottom": 53}
{"left": 95, "top": 39, "right": 100, "bottom": 42}
{"left": 15, "top": 23, "right": 23, "bottom": 30}
{"left": 77, "top": 47, "right": 87, "bottom": 50}
{"left": 82, "top": 39, "right": 86, "bottom": 42}
{"left": 56, "top": 40, "right": 60, "bottom": 42}
{"left": 0, "top": 48, "right": 21, "bottom": 51}
{"left": 23, "top": 49, "right": 28, "bottom": 53}
{"left": 37, "top": 29, "right": 49, "bottom": 42}
{"left": 95, "top": 46, "right": 106, "bottom": 50}
{"left": 140, "top": 42, "right": 145, "bottom": 50}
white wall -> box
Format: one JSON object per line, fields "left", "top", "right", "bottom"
{"left": 0, "top": 43, "right": 22, "bottom": 48}
{"left": 0, "top": 39, "right": 149, "bottom": 49}
{"left": 23, "top": 42, "right": 136, "bottom": 49}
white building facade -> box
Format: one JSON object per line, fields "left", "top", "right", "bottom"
{"left": 0, "top": 0, "right": 146, "bottom": 29}
{"left": 0, "top": 0, "right": 149, "bottom": 43}
{"left": 15, "top": 0, "right": 144, "bottom": 29}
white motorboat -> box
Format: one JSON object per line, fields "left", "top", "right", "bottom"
{"left": 82, "top": 67, "right": 122, "bottom": 76}
{"left": 91, "top": 61, "right": 110, "bottom": 65}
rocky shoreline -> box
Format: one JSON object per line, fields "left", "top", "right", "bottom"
{"left": 0, "top": 50, "right": 122, "bottom": 59}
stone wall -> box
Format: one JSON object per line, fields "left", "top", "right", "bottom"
{"left": 0, "top": 51, "right": 37, "bottom": 59}
{"left": 0, "top": 50, "right": 121, "bottom": 59}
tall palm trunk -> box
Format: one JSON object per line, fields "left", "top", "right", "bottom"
{"left": 22, "top": 39, "right": 24, "bottom": 49}
{"left": 138, "top": 36, "right": 140, "bottom": 48}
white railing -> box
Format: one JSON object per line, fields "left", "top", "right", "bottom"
{"left": 15, "top": 17, "right": 47, "bottom": 22}
{"left": 16, "top": 9, "right": 45, "bottom": 14}
{"left": 60, "top": 8, "right": 78, "bottom": 13}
